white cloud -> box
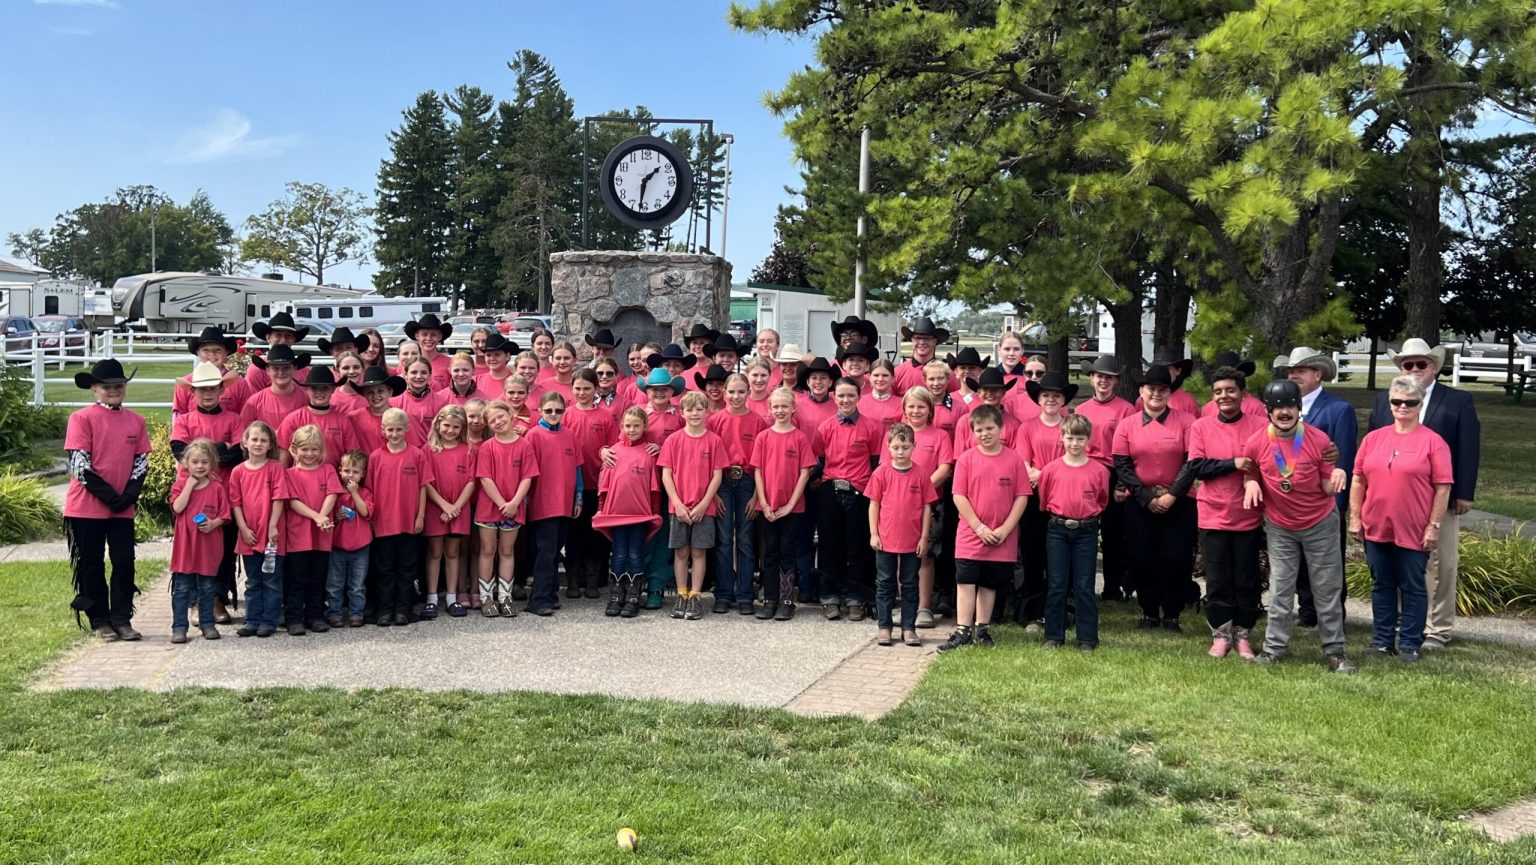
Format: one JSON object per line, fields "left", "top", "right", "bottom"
{"left": 168, "top": 108, "right": 303, "bottom": 164}
{"left": 35, "top": 0, "right": 121, "bottom": 8}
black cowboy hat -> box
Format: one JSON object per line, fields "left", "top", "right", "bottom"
{"left": 584, "top": 328, "right": 622, "bottom": 351}
{"left": 316, "top": 327, "right": 359, "bottom": 355}
{"left": 250, "top": 344, "right": 312, "bottom": 370}
{"left": 74, "top": 358, "right": 136, "bottom": 389}
{"left": 646, "top": 344, "right": 698, "bottom": 371}
{"left": 795, "top": 356, "right": 838, "bottom": 391}
{"left": 830, "top": 315, "right": 879, "bottom": 347}
{"left": 836, "top": 339, "right": 880, "bottom": 363}
{"left": 1026, "top": 370, "right": 1080, "bottom": 403}
{"left": 186, "top": 325, "right": 238, "bottom": 355}
{"left": 301, "top": 366, "right": 339, "bottom": 388}
{"left": 1210, "top": 350, "right": 1257, "bottom": 377}
{"left": 1140, "top": 364, "right": 1175, "bottom": 388}
{"left": 965, "top": 366, "right": 1016, "bottom": 393}
{"left": 704, "top": 333, "right": 744, "bottom": 358}
{"left": 683, "top": 323, "right": 720, "bottom": 344}
{"left": 251, "top": 311, "right": 311, "bottom": 342}
{"left": 1150, "top": 346, "right": 1195, "bottom": 380}
{"left": 945, "top": 347, "right": 991, "bottom": 369}
{"left": 693, "top": 363, "right": 731, "bottom": 390}
{"left": 1080, "top": 354, "right": 1123, "bottom": 377}
{"left": 403, "top": 313, "right": 453, "bottom": 341}
{"left": 482, "top": 332, "right": 520, "bottom": 355}
{"left": 901, "top": 316, "right": 951, "bottom": 344}
{"left": 356, "top": 365, "right": 406, "bottom": 396}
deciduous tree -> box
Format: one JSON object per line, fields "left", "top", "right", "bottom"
{"left": 242, "top": 181, "right": 370, "bottom": 285}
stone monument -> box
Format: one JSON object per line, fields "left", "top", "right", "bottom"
{"left": 548, "top": 251, "right": 732, "bottom": 349}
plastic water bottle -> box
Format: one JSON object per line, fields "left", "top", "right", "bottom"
{"left": 262, "top": 542, "right": 277, "bottom": 574}
{"left": 193, "top": 513, "right": 207, "bottom": 526}
{"left": 339, "top": 505, "right": 356, "bottom": 521}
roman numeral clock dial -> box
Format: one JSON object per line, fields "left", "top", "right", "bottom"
{"left": 598, "top": 135, "right": 694, "bottom": 231}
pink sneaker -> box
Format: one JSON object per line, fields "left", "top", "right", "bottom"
{"left": 1208, "top": 637, "right": 1232, "bottom": 658}
{"left": 1235, "top": 637, "right": 1256, "bottom": 659}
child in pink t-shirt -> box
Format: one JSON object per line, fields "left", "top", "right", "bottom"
{"left": 473, "top": 400, "right": 539, "bottom": 617}
{"left": 1036, "top": 415, "right": 1110, "bottom": 650}
{"left": 523, "top": 391, "right": 583, "bottom": 616}
{"left": 327, "top": 449, "right": 374, "bottom": 626}
{"left": 369, "top": 407, "right": 434, "bottom": 626}
{"left": 168, "top": 439, "right": 231, "bottom": 643}
{"left": 228, "top": 421, "right": 290, "bottom": 637}
{"left": 658, "top": 391, "right": 729, "bottom": 620}
{"left": 283, "top": 424, "right": 341, "bottom": 636}
{"left": 942, "top": 405, "right": 1030, "bottom": 652}
{"left": 592, "top": 406, "right": 663, "bottom": 618}
{"left": 866, "top": 424, "right": 939, "bottom": 647}
{"left": 750, "top": 387, "right": 817, "bottom": 620}
{"left": 423, "top": 405, "right": 477, "bottom": 619}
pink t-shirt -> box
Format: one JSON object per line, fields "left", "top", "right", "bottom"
{"left": 437, "top": 383, "right": 489, "bottom": 407}
{"left": 746, "top": 396, "right": 772, "bottom": 422}
{"left": 858, "top": 392, "right": 904, "bottom": 432}
{"left": 1075, "top": 395, "right": 1136, "bottom": 467}
{"left": 591, "top": 442, "right": 662, "bottom": 540}
{"left": 239, "top": 386, "right": 308, "bottom": 438}
{"left": 173, "top": 370, "right": 250, "bottom": 417}
{"left": 330, "top": 387, "right": 367, "bottom": 417}
{"left": 227, "top": 459, "right": 290, "bottom": 555}
{"left": 893, "top": 357, "right": 956, "bottom": 395}
{"left": 243, "top": 362, "right": 310, "bottom": 392}
{"left": 425, "top": 443, "right": 477, "bottom": 536}
{"left": 1004, "top": 389, "right": 1042, "bottom": 423}
{"left": 284, "top": 463, "right": 342, "bottom": 553}
{"left": 637, "top": 406, "right": 683, "bottom": 447}
{"left": 168, "top": 477, "right": 231, "bottom": 575}
{"left": 794, "top": 392, "right": 839, "bottom": 433}
{"left": 474, "top": 435, "right": 539, "bottom": 522}
{"left": 64, "top": 404, "right": 150, "bottom": 520}
{"left": 333, "top": 486, "right": 374, "bottom": 552}
{"left": 1242, "top": 422, "right": 1337, "bottom": 532}
{"left": 814, "top": 413, "right": 885, "bottom": 492}
{"left": 1112, "top": 409, "right": 1194, "bottom": 491}
{"left": 1137, "top": 388, "right": 1201, "bottom": 417}
{"left": 350, "top": 410, "right": 427, "bottom": 456}
{"left": 525, "top": 424, "right": 580, "bottom": 522}
{"left": 750, "top": 426, "right": 817, "bottom": 513}
{"left": 865, "top": 464, "right": 940, "bottom": 554}
{"left": 658, "top": 429, "right": 731, "bottom": 515}
{"left": 565, "top": 404, "right": 617, "bottom": 486}
{"left": 1037, "top": 458, "right": 1111, "bottom": 520}
{"left": 278, "top": 405, "right": 359, "bottom": 468}
{"left": 1016, "top": 416, "right": 1068, "bottom": 469}
{"left": 423, "top": 352, "right": 452, "bottom": 391}
{"left": 170, "top": 407, "right": 243, "bottom": 470}
{"left": 910, "top": 424, "right": 954, "bottom": 483}
{"left": 952, "top": 447, "right": 1030, "bottom": 562}
{"left": 368, "top": 445, "right": 435, "bottom": 537}
{"left": 707, "top": 409, "right": 769, "bottom": 471}
{"left": 391, "top": 389, "right": 449, "bottom": 445}
{"left": 475, "top": 371, "right": 512, "bottom": 399}
{"left": 953, "top": 408, "right": 1021, "bottom": 455}
{"left": 1187, "top": 412, "right": 1269, "bottom": 531}
{"left": 1202, "top": 394, "right": 1266, "bottom": 419}
{"left": 1354, "top": 424, "right": 1454, "bottom": 549}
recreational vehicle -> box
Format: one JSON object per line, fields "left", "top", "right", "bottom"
{"left": 109, "top": 273, "right": 446, "bottom": 334}
{"left": 0, "top": 279, "right": 89, "bottom": 320}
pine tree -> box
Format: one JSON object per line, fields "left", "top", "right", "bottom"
{"left": 374, "top": 91, "right": 453, "bottom": 299}
{"left": 444, "top": 85, "right": 502, "bottom": 309}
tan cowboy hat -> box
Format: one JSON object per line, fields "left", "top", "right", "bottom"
{"left": 190, "top": 361, "right": 224, "bottom": 388}
{"left": 772, "top": 343, "right": 806, "bottom": 364}
{"left": 1387, "top": 337, "right": 1447, "bottom": 370}
{"left": 1283, "top": 346, "right": 1337, "bottom": 380}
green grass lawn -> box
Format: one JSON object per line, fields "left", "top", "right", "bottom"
{"left": 1, "top": 561, "right": 1532, "bottom": 863}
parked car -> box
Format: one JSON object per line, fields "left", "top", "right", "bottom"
{"left": 2, "top": 314, "right": 38, "bottom": 357}
{"left": 728, "top": 319, "right": 757, "bottom": 345}
{"left": 32, "top": 315, "right": 91, "bottom": 356}
{"left": 504, "top": 315, "right": 554, "bottom": 337}
{"left": 1446, "top": 331, "right": 1536, "bottom": 360}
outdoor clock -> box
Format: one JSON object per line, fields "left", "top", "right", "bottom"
{"left": 599, "top": 135, "right": 694, "bottom": 231}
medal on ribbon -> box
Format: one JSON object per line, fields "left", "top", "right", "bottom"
{"left": 1269, "top": 424, "right": 1303, "bottom": 493}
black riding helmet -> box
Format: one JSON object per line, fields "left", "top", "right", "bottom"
{"left": 1261, "top": 379, "right": 1302, "bottom": 410}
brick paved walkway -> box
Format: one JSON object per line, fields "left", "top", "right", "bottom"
{"left": 783, "top": 638, "right": 936, "bottom": 720}
{"left": 1470, "top": 798, "right": 1536, "bottom": 842}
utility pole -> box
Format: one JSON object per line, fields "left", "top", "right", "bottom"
{"left": 720, "top": 134, "right": 734, "bottom": 260}
{"left": 149, "top": 190, "right": 158, "bottom": 272}
{"left": 853, "top": 125, "right": 870, "bottom": 318}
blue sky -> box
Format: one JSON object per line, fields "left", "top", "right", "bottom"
{"left": 0, "top": 0, "right": 816, "bottom": 290}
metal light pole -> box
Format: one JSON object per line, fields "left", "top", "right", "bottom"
{"left": 853, "top": 125, "right": 871, "bottom": 318}
{"left": 149, "top": 191, "right": 158, "bottom": 272}
{"left": 719, "top": 134, "right": 734, "bottom": 260}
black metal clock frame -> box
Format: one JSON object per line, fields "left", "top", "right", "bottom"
{"left": 597, "top": 135, "right": 695, "bottom": 232}
{"left": 580, "top": 115, "right": 715, "bottom": 251}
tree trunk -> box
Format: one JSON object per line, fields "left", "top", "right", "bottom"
{"left": 1402, "top": 111, "right": 1444, "bottom": 343}
{"left": 1105, "top": 293, "right": 1145, "bottom": 400}
{"left": 1368, "top": 333, "right": 1380, "bottom": 391}
{"left": 1047, "top": 334, "right": 1069, "bottom": 374}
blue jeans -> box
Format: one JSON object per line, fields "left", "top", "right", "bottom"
{"left": 1045, "top": 522, "right": 1100, "bottom": 646}
{"left": 714, "top": 474, "right": 757, "bottom": 604}
{"left": 327, "top": 546, "right": 369, "bottom": 618}
{"left": 242, "top": 552, "right": 284, "bottom": 630}
{"left": 610, "top": 524, "right": 648, "bottom": 576}
{"left": 874, "top": 550, "right": 919, "bottom": 629}
{"left": 171, "top": 572, "right": 216, "bottom": 630}
{"left": 1365, "top": 540, "right": 1430, "bottom": 652}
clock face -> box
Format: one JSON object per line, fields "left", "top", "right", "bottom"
{"left": 598, "top": 135, "right": 694, "bottom": 231}
{"left": 610, "top": 147, "right": 680, "bottom": 215}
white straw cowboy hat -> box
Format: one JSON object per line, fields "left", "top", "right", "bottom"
{"left": 772, "top": 343, "right": 807, "bottom": 364}
{"left": 1387, "top": 337, "right": 1447, "bottom": 370}
{"left": 189, "top": 362, "right": 225, "bottom": 388}
{"left": 1282, "top": 347, "right": 1337, "bottom": 381}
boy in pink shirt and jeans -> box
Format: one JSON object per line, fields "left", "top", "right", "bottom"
{"left": 866, "top": 424, "right": 938, "bottom": 647}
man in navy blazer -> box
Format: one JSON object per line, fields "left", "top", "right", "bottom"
{"left": 1281, "top": 348, "right": 1359, "bottom": 625}
{"left": 1367, "top": 338, "right": 1481, "bottom": 648}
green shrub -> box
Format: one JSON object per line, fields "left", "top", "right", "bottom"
{"left": 0, "top": 474, "right": 62, "bottom": 544}
{"left": 1347, "top": 525, "right": 1536, "bottom": 614}
{"left": 138, "top": 420, "right": 178, "bottom": 528}
{"left": 0, "top": 364, "right": 39, "bottom": 465}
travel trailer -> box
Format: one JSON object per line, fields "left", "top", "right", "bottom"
{"left": 109, "top": 272, "right": 446, "bottom": 334}
{"left": 0, "top": 279, "right": 89, "bottom": 320}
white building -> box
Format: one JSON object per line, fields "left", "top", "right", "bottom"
{"left": 745, "top": 282, "right": 904, "bottom": 360}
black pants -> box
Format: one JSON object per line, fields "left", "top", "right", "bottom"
{"left": 816, "top": 485, "right": 872, "bottom": 605}
{"left": 65, "top": 517, "right": 137, "bottom": 628}
{"left": 935, "top": 494, "right": 959, "bottom": 611}
{"left": 570, "top": 488, "right": 609, "bottom": 583}
{"left": 1013, "top": 497, "right": 1048, "bottom": 623}
{"left": 1123, "top": 496, "right": 1197, "bottom": 621}
{"left": 528, "top": 516, "right": 570, "bottom": 611}
{"left": 284, "top": 550, "right": 329, "bottom": 624}
{"left": 1296, "top": 521, "right": 1350, "bottom": 622}
{"left": 374, "top": 534, "right": 419, "bottom": 618}
{"left": 217, "top": 523, "right": 238, "bottom": 606}
{"left": 1098, "top": 499, "right": 1129, "bottom": 597}
{"left": 1201, "top": 528, "right": 1264, "bottom": 631}
{"left": 760, "top": 514, "right": 799, "bottom": 602}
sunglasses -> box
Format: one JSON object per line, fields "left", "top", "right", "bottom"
{"left": 542, "top": 407, "right": 565, "bottom": 415}
{"left": 1023, "top": 370, "right": 1046, "bottom": 378}
{"left": 1389, "top": 398, "right": 1422, "bottom": 408}
{"left": 1400, "top": 360, "right": 1431, "bottom": 371}
{"left": 595, "top": 370, "right": 616, "bottom": 377}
